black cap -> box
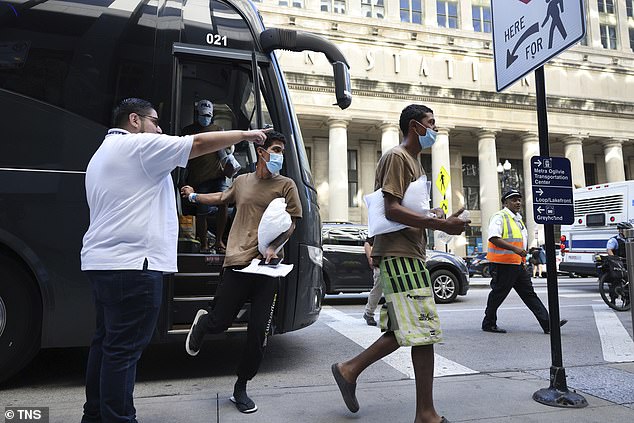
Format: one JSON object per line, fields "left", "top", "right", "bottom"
{"left": 501, "top": 189, "right": 522, "bottom": 202}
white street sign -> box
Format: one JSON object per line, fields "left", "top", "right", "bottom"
{"left": 492, "top": 0, "right": 585, "bottom": 92}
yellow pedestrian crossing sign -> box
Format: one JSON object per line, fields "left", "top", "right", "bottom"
{"left": 439, "top": 199, "right": 449, "bottom": 215}
{"left": 436, "top": 166, "right": 450, "bottom": 197}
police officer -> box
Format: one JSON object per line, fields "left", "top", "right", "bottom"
{"left": 607, "top": 222, "right": 632, "bottom": 257}
{"left": 481, "top": 189, "right": 567, "bottom": 334}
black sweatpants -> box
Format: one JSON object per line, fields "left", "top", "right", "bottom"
{"left": 200, "top": 268, "right": 278, "bottom": 381}
{"left": 482, "top": 263, "right": 549, "bottom": 331}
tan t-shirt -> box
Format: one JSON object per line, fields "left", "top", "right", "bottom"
{"left": 371, "top": 145, "right": 427, "bottom": 260}
{"left": 221, "top": 172, "right": 303, "bottom": 267}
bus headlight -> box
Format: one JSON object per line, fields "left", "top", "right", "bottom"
{"left": 307, "top": 245, "right": 323, "bottom": 267}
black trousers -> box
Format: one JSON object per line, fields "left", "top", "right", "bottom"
{"left": 200, "top": 268, "right": 278, "bottom": 381}
{"left": 482, "top": 263, "right": 549, "bottom": 331}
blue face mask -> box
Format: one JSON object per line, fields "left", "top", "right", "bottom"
{"left": 198, "top": 115, "right": 212, "bottom": 127}
{"left": 265, "top": 152, "right": 284, "bottom": 175}
{"left": 416, "top": 123, "right": 437, "bottom": 150}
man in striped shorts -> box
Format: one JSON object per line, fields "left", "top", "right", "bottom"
{"left": 331, "top": 104, "right": 470, "bottom": 423}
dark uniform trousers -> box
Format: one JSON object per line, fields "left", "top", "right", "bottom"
{"left": 198, "top": 268, "right": 278, "bottom": 381}
{"left": 482, "top": 262, "right": 550, "bottom": 331}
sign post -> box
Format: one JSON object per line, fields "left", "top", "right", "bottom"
{"left": 492, "top": 0, "right": 588, "bottom": 408}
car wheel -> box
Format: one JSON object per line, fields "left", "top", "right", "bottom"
{"left": 431, "top": 269, "right": 459, "bottom": 304}
{"left": 320, "top": 274, "right": 329, "bottom": 301}
{"left": 481, "top": 265, "right": 491, "bottom": 278}
{"left": 0, "top": 255, "right": 42, "bottom": 383}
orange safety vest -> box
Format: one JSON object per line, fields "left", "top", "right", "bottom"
{"left": 486, "top": 210, "right": 525, "bottom": 265}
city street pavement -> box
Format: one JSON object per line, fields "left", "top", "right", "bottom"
{"left": 3, "top": 277, "right": 633, "bottom": 423}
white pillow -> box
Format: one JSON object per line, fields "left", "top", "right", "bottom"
{"left": 365, "top": 176, "right": 431, "bottom": 237}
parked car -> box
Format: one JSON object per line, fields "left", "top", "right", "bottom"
{"left": 321, "top": 224, "right": 470, "bottom": 303}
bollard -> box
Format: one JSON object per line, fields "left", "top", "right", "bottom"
{"left": 625, "top": 228, "right": 634, "bottom": 339}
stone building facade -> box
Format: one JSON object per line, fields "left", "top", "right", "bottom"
{"left": 255, "top": 0, "right": 634, "bottom": 256}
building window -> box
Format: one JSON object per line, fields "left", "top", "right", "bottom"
{"left": 598, "top": 0, "right": 615, "bottom": 14}
{"left": 437, "top": 0, "right": 459, "bottom": 29}
{"left": 465, "top": 225, "right": 482, "bottom": 255}
{"left": 362, "top": 0, "right": 385, "bottom": 19}
{"left": 462, "top": 157, "right": 480, "bottom": 210}
{"left": 627, "top": 0, "right": 633, "bottom": 17}
{"left": 348, "top": 150, "right": 358, "bottom": 207}
{"left": 472, "top": 4, "right": 491, "bottom": 33}
{"left": 279, "top": 0, "right": 304, "bottom": 6}
{"left": 630, "top": 28, "right": 634, "bottom": 51}
{"left": 400, "top": 0, "right": 423, "bottom": 24}
{"left": 600, "top": 24, "right": 618, "bottom": 49}
{"left": 321, "top": 0, "right": 346, "bottom": 14}
{"left": 305, "top": 146, "right": 312, "bottom": 168}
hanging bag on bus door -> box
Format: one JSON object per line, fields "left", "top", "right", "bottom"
{"left": 258, "top": 197, "right": 292, "bottom": 256}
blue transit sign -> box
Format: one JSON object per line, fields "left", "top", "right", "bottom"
{"left": 531, "top": 156, "right": 574, "bottom": 225}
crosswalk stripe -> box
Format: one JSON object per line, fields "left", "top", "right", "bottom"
{"left": 320, "top": 306, "right": 478, "bottom": 378}
{"left": 592, "top": 305, "right": 634, "bottom": 363}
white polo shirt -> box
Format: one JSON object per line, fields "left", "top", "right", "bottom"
{"left": 81, "top": 129, "right": 193, "bottom": 272}
{"left": 487, "top": 207, "right": 528, "bottom": 251}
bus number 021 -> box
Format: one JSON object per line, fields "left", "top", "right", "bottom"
{"left": 207, "top": 34, "right": 227, "bottom": 46}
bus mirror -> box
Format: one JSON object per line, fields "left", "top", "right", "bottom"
{"left": 332, "top": 61, "right": 352, "bottom": 110}
{"left": 260, "top": 28, "right": 352, "bottom": 110}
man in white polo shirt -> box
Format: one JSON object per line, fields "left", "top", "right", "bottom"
{"left": 80, "top": 98, "right": 267, "bottom": 423}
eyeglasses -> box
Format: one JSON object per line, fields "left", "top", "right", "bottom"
{"left": 138, "top": 114, "right": 160, "bottom": 126}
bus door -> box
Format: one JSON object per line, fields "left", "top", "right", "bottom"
{"left": 164, "top": 43, "right": 275, "bottom": 335}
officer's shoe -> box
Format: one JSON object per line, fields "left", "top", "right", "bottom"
{"left": 230, "top": 390, "right": 258, "bottom": 414}
{"left": 482, "top": 325, "right": 507, "bottom": 333}
{"left": 543, "top": 319, "right": 568, "bottom": 334}
{"left": 185, "top": 309, "right": 208, "bottom": 356}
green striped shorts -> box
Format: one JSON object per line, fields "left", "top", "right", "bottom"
{"left": 378, "top": 256, "right": 442, "bottom": 346}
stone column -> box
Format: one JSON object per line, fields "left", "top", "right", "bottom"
{"left": 328, "top": 118, "right": 349, "bottom": 222}
{"left": 477, "top": 130, "right": 500, "bottom": 246}
{"left": 521, "top": 133, "right": 540, "bottom": 248}
{"left": 616, "top": 0, "right": 632, "bottom": 52}
{"left": 313, "top": 137, "right": 329, "bottom": 219}
{"left": 563, "top": 135, "right": 587, "bottom": 189}
{"left": 424, "top": 0, "right": 437, "bottom": 27}
{"left": 460, "top": 0, "right": 474, "bottom": 31}
{"left": 380, "top": 122, "right": 400, "bottom": 154}
{"left": 603, "top": 139, "right": 627, "bottom": 182}
{"left": 586, "top": 0, "right": 602, "bottom": 48}
{"left": 359, "top": 139, "right": 378, "bottom": 224}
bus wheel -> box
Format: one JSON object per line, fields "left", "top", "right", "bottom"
{"left": 0, "top": 255, "right": 42, "bottom": 383}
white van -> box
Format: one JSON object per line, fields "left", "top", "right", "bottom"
{"left": 559, "top": 181, "right": 634, "bottom": 276}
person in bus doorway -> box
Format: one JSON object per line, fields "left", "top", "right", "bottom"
{"left": 362, "top": 236, "right": 382, "bottom": 326}
{"left": 331, "top": 104, "right": 469, "bottom": 423}
{"left": 80, "top": 98, "right": 268, "bottom": 423}
{"left": 481, "top": 189, "right": 568, "bottom": 334}
{"left": 181, "top": 130, "right": 302, "bottom": 414}
{"left": 606, "top": 222, "right": 632, "bottom": 257}
{"left": 182, "top": 99, "right": 241, "bottom": 253}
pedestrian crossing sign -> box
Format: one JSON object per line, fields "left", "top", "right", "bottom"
{"left": 439, "top": 199, "right": 449, "bottom": 215}
{"left": 436, "top": 166, "right": 450, "bottom": 197}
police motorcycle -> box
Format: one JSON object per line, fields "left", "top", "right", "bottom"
{"left": 595, "top": 222, "right": 632, "bottom": 312}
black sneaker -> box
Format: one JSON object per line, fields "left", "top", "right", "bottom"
{"left": 185, "top": 309, "right": 208, "bottom": 356}
{"left": 230, "top": 390, "right": 258, "bottom": 414}
{"left": 363, "top": 313, "right": 377, "bottom": 326}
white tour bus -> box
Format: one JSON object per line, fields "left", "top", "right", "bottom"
{"left": 559, "top": 181, "right": 634, "bottom": 277}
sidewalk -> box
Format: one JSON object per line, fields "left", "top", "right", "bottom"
{"left": 49, "top": 364, "right": 634, "bottom": 422}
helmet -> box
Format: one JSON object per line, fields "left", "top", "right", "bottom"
{"left": 617, "top": 222, "right": 632, "bottom": 230}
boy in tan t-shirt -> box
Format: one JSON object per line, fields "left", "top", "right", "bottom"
{"left": 331, "top": 105, "right": 470, "bottom": 423}
{"left": 180, "top": 131, "right": 302, "bottom": 414}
